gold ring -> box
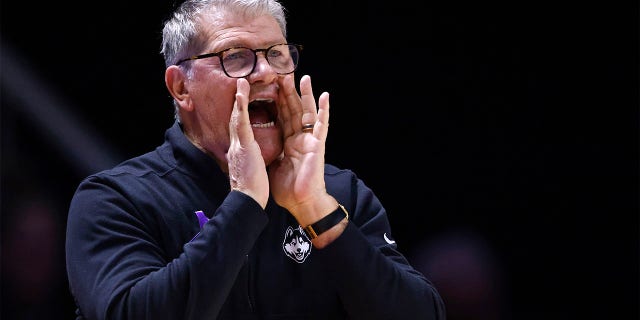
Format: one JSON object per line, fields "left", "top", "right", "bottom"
{"left": 302, "top": 123, "right": 314, "bottom": 133}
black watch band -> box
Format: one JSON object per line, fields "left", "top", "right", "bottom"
{"left": 302, "top": 204, "right": 349, "bottom": 239}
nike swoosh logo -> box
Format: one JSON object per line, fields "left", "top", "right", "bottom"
{"left": 384, "top": 233, "right": 396, "bottom": 244}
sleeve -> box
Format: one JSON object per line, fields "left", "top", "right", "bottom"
{"left": 316, "top": 172, "right": 446, "bottom": 320}
{"left": 65, "top": 178, "right": 267, "bottom": 320}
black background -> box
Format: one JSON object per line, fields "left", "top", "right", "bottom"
{"left": 1, "top": 1, "right": 637, "bottom": 319}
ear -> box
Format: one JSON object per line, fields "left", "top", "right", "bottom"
{"left": 165, "top": 65, "right": 193, "bottom": 112}
{"left": 285, "top": 226, "right": 293, "bottom": 238}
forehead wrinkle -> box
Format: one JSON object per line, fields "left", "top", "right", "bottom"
{"left": 197, "top": 10, "right": 283, "bottom": 52}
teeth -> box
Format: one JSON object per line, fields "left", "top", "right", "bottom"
{"left": 251, "top": 121, "right": 275, "bottom": 128}
{"left": 251, "top": 98, "right": 273, "bottom": 103}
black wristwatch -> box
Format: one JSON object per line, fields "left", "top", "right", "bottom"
{"left": 302, "top": 204, "right": 349, "bottom": 239}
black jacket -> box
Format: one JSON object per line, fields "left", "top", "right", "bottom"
{"left": 65, "top": 121, "right": 445, "bottom": 320}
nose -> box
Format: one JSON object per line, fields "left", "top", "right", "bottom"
{"left": 248, "top": 53, "right": 278, "bottom": 81}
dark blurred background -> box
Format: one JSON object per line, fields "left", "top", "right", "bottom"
{"left": 1, "top": 1, "right": 637, "bottom": 319}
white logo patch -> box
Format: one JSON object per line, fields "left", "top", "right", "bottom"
{"left": 384, "top": 233, "right": 396, "bottom": 245}
{"left": 283, "top": 226, "right": 312, "bottom": 263}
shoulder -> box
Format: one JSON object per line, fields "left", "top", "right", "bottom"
{"left": 91, "top": 147, "right": 173, "bottom": 181}
{"left": 324, "top": 163, "right": 356, "bottom": 177}
{"left": 72, "top": 148, "right": 175, "bottom": 202}
{"left": 323, "top": 163, "right": 374, "bottom": 202}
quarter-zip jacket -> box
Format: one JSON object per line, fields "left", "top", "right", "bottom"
{"left": 65, "top": 121, "right": 446, "bottom": 320}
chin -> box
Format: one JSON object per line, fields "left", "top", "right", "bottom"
{"left": 256, "top": 137, "right": 284, "bottom": 165}
{"left": 261, "top": 147, "right": 283, "bottom": 165}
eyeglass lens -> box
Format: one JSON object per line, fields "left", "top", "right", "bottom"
{"left": 222, "top": 44, "right": 299, "bottom": 78}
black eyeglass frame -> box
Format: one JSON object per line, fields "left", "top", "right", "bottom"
{"left": 175, "top": 43, "right": 303, "bottom": 78}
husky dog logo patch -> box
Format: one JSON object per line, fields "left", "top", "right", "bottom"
{"left": 283, "top": 225, "right": 312, "bottom": 263}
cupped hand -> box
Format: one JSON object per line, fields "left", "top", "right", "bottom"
{"left": 269, "top": 74, "right": 333, "bottom": 221}
{"left": 227, "top": 78, "right": 270, "bottom": 209}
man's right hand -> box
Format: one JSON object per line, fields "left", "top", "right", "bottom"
{"left": 227, "top": 78, "right": 270, "bottom": 209}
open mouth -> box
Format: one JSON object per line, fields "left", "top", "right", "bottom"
{"left": 248, "top": 98, "right": 278, "bottom": 129}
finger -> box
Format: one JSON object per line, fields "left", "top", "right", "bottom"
{"left": 299, "top": 75, "right": 318, "bottom": 128}
{"left": 277, "top": 74, "right": 297, "bottom": 136}
{"left": 316, "top": 91, "right": 330, "bottom": 141}
{"left": 231, "top": 78, "right": 254, "bottom": 143}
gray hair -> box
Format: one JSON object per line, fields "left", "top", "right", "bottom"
{"left": 160, "top": 0, "right": 288, "bottom": 120}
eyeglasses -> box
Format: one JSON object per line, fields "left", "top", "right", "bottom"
{"left": 176, "top": 43, "right": 303, "bottom": 78}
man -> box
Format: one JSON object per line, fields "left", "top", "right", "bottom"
{"left": 65, "top": 0, "right": 445, "bottom": 319}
